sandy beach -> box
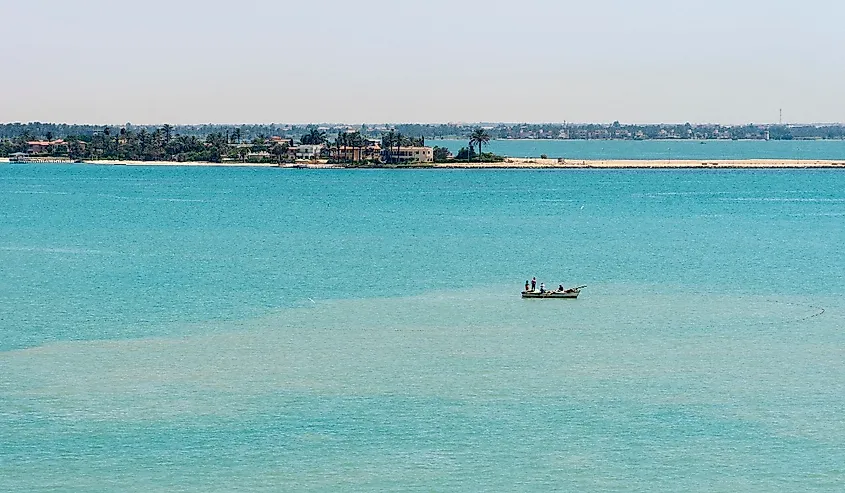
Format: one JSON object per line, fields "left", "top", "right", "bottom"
{"left": 0, "top": 158, "right": 338, "bottom": 168}
{"left": 89, "top": 159, "right": 283, "bottom": 167}
{"left": 3, "top": 157, "right": 845, "bottom": 168}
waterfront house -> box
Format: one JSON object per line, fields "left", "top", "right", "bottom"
{"left": 331, "top": 143, "right": 382, "bottom": 162}
{"left": 382, "top": 146, "right": 434, "bottom": 163}
{"left": 27, "top": 139, "right": 68, "bottom": 155}
{"left": 294, "top": 144, "right": 323, "bottom": 160}
{"left": 269, "top": 136, "right": 294, "bottom": 146}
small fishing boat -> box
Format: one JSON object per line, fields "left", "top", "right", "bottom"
{"left": 521, "top": 285, "right": 586, "bottom": 299}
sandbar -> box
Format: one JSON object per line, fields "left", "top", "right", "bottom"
{"left": 434, "top": 158, "right": 845, "bottom": 169}
{"left": 3, "top": 157, "right": 845, "bottom": 168}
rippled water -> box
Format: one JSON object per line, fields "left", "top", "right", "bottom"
{"left": 2, "top": 164, "right": 844, "bottom": 491}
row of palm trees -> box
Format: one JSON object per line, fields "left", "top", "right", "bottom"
{"left": 298, "top": 128, "right": 429, "bottom": 163}
{"left": 335, "top": 130, "right": 374, "bottom": 162}
{"left": 381, "top": 130, "right": 426, "bottom": 164}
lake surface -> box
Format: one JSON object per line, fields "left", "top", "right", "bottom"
{"left": 2, "top": 164, "right": 844, "bottom": 491}
{"left": 429, "top": 138, "right": 845, "bottom": 160}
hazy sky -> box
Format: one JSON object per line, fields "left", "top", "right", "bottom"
{"left": 2, "top": 0, "right": 843, "bottom": 124}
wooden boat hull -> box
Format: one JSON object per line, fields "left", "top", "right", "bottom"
{"left": 521, "top": 290, "right": 580, "bottom": 299}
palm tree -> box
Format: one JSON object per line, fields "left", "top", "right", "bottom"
{"left": 469, "top": 128, "right": 491, "bottom": 161}
{"left": 302, "top": 128, "right": 326, "bottom": 145}
{"left": 334, "top": 132, "right": 341, "bottom": 159}
{"left": 251, "top": 136, "right": 268, "bottom": 153}
{"left": 101, "top": 127, "right": 114, "bottom": 157}
{"left": 119, "top": 128, "right": 127, "bottom": 159}
{"left": 270, "top": 142, "right": 289, "bottom": 164}
{"left": 381, "top": 130, "right": 397, "bottom": 163}
{"left": 348, "top": 131, "right": 365, "bottom": 162}
{"left": 161, "top": 124, "right": 173, "bottom": 144}
{"left": 149, "top": 128, "right": 165, "bottom": 160}
{"left": 334, "top": 131, "right": 347, "bottom": 161}
{"left": 308, "top": 128, "right": 326, "bottom": 145}
{"left": 68, "top": 139, "right": 82, "bottom": 160}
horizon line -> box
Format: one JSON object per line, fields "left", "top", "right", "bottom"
{"left": 2, "top": 121, "right": 844, "bottom": 127}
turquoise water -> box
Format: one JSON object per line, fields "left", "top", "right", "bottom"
{"left": 429, "top": 138, "right": 845, "bottom": 160}
{"left": 2, "top": 164, "right": 845, "bottom": 491}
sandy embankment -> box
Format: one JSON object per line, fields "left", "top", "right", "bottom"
{"left": 435, "top": 158, "right": 845, "bottom": 169}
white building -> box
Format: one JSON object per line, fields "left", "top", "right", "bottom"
{"left": 295, "top": 144, "right": 323, "bottom": 160}
{"left": 383, "top": 146, "right": 434, "bottom": 163}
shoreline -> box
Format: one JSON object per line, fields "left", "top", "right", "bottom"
{"left": 435, "top": 158, "right": 845, "bottom": 169}
{"left": 3, "top": 157, "right": 845, "bottom": 169}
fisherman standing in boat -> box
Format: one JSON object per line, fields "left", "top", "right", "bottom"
{"left": 531, "top": 277, "right": 536, "bottom": 291}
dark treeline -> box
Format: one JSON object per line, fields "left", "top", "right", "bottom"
{"left": 0, "top": 122, "right": 460, "bottom": 141}
{"left": 473, "top": 122, "right": 845, "bottom": 141}
{"left": 3, "top": 122, "right": 845, "bottom": 144}
{"left": 0, "top": 123, "right": 449, "bottom": 163}
{"left": 0, "top": 126, "right": 235, "bottom": 162}
{"left": 0, "top": 123, "right": 325, "bottom": 141}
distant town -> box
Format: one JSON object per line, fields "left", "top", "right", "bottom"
{"left": 1, "top": 122, "right": 844, "bottom": 165}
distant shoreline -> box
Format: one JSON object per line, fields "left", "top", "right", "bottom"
{"left": 3, "top": 157, "right": 845, "bottom": 169}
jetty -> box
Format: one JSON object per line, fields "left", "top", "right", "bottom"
{"left": 8, "top": 153, "right": 74, "bottom": 164}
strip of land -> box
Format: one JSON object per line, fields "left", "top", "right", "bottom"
{"left": 438, "top": 158, "right": 845, "bottom": 169}
{"left": 3, "top": 157, "right": 845, "bottom": 168}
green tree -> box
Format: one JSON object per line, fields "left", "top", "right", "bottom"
{"left": 455, "top": 147, "right": 477, "bottom": 161}
{"left": 300, "top": 128, "right": 327, "bottom": 145}
{"left": 348, "top": 131, "right": 365, "bottom": 162}
{"left": 162, "top": 124, "right": 173, "bottom": 144}
{"left": 270, "top": 142, "right": 289, "bottom": 164}
{"left": 381, "top": 130, "right": 397, "bottom": 163}
{"left": 251, "top": 136, "right": 268, "bottom": 153}
{"left": 469, "top": 128, "right": 491, "bottom": 161}
{"left": 68, "top": 139, "right": 83, "bottom": 160}
{"left": 335, "top": 131, "right": 349, "bottom": 161}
